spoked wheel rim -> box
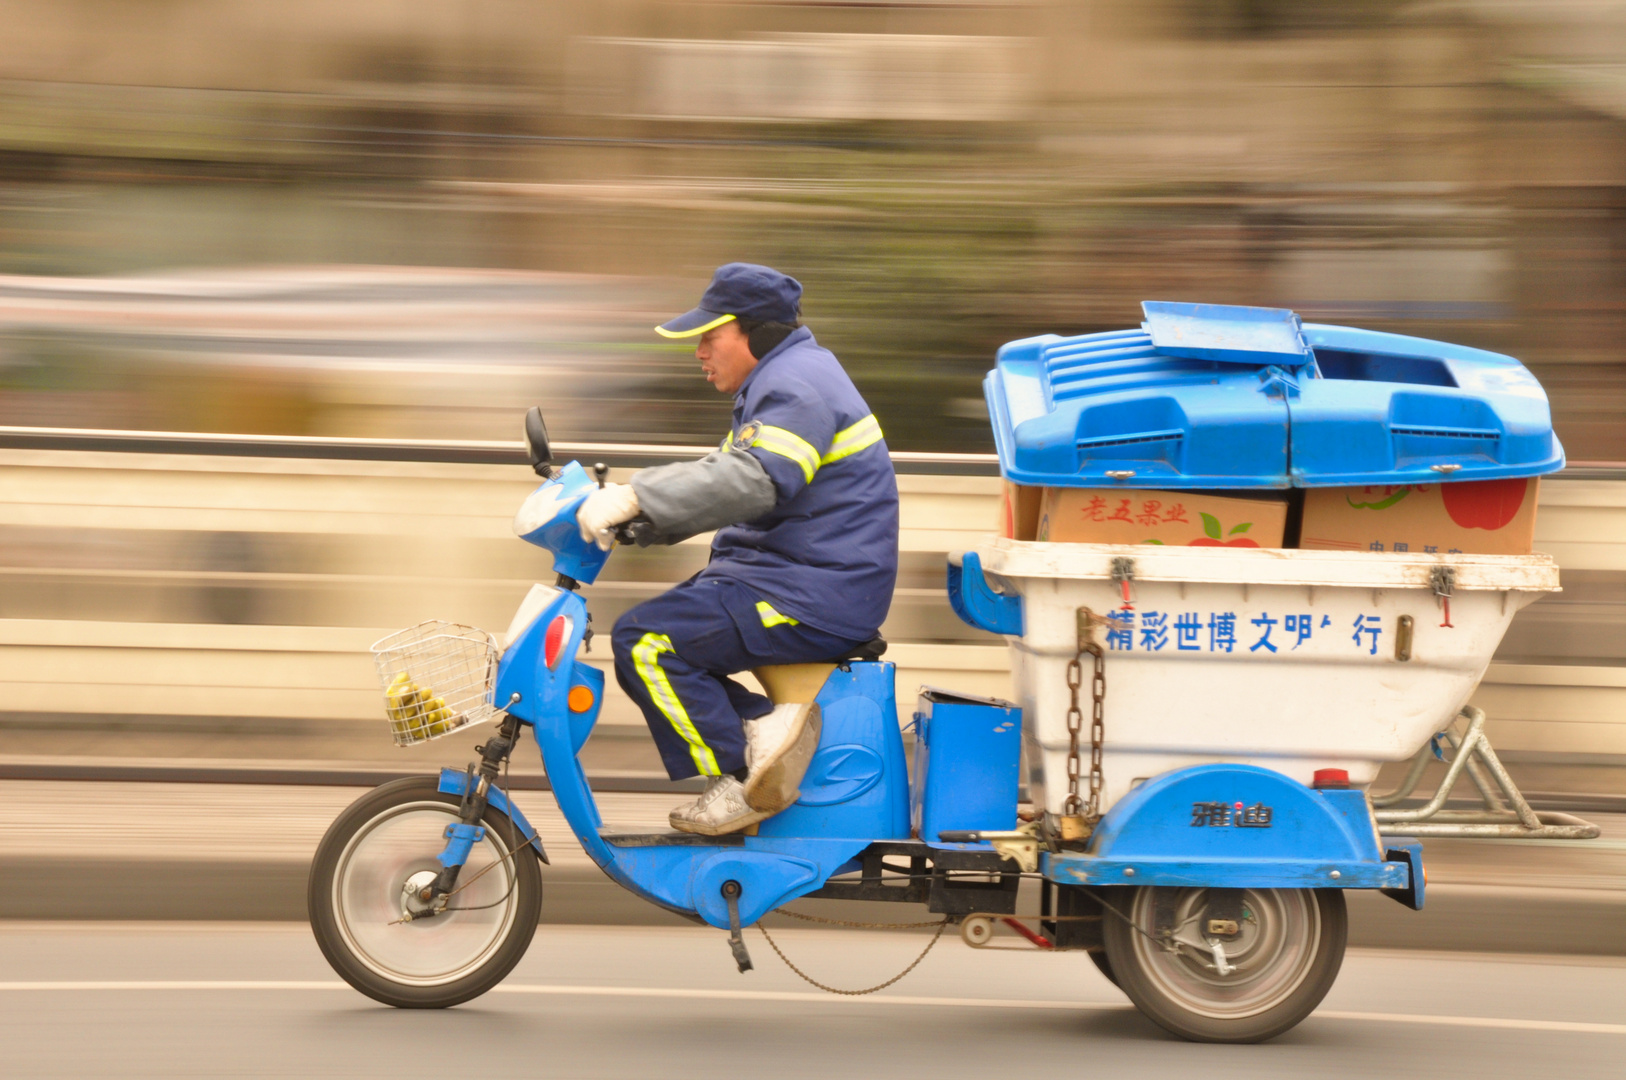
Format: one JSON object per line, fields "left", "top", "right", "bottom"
{"left": 1126, "top": 887, "right": 1320, "bottom": 1021}
{"left": 331, "top": 799, "right": 522, "bottom": 988}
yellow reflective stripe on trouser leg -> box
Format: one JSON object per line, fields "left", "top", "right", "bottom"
{"left": 756, "top": 600, "right": 800, "bottom": 628}
{"left": 631, "top": 632, "right": 720, "bottom": 776}
{"left": 820, "top": 414, "right": 883, "bottom": 465}
{"left": 753, "top": 424, "right": 821, "bottom": 484}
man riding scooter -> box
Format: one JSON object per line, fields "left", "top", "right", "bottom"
{"left": 576, "top": 263, "right": 899, "bottom": 836}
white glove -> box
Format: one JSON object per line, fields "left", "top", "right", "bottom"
{"left": 576, "top": 483, "right": 641, "bottom": 551}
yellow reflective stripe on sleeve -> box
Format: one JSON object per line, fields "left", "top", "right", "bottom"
{"left": 654, "top": 313, "right": 737, "bottom": 339}
{"left": 820, "top": 414, "right": 883, "bottom": 465}
{"left": 631, "top": 632, "right": 721, "bottom": 776}
{"left": 754, "top": 424, "right": 821, "bottom": 484}
{"left": 755, "top": 601, "right": 800, "bottom": 628}
{"left": 720, "top": 431, "right": 733, "bottom": 452}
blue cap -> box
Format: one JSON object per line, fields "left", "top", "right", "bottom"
{"left": 656, "top": 263, "right": 802, "bottom": 338}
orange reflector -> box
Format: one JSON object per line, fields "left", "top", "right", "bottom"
{"left": 567, "top": 685, "right": 596, "bottom": 713}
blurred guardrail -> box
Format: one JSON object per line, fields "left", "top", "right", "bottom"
{"left": 1, "top": 425, "right": 1624, "bottom": 778}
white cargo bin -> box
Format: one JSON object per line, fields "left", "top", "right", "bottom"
{"left": 971, "top": 539, "right": 1559, "bottom": 817}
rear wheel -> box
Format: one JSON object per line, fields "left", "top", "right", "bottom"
{"left": 308, "top": 776, "right": 542, "bottom": 1008}
{"left": 1102, "top": 886, "right": 1345, "bottom": 1043}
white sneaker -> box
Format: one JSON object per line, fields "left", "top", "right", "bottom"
{"left": 669, "top": 775, "right": 771, "bottom": 836}
{"left": 743, "top": 702, "right": 822, "bottom": 813}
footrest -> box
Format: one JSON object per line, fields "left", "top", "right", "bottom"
{"left": 599, "top": 830, "right": 746, "bottom": 848}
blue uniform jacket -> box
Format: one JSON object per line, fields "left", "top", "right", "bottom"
{"left": 699, "top": 327, "right": 899, "bottom": 642}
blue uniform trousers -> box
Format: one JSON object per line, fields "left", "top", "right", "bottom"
{"left": 611, "top": 576, "right": 861, "bottom": 781}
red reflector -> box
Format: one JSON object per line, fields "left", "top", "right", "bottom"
{"left": 543, "top": 615, "right": 572, "bottom": 668}
{"left": 1312, "top": 768, "right": 1350, "bottom": 790}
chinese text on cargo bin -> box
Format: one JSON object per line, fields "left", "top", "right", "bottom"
{"left": 1107, "top": 609, "right": 1384, "bottom": 656}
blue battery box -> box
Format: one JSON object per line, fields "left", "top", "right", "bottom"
{"left": 911, "top": 687, "right": 1022, "bottom": 842}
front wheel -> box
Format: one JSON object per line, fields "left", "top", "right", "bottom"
{"left": 308, "top": 776, "right": 542, "bottom": 1008}
{"left": 1101, "top": 885, "right": 1345, "bottom": 1043}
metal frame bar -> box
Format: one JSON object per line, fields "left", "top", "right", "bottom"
{"left": 0, "top": 424, "right": 1001, "bottom": 474}
{"left": 804, "top": 839, "right": 1022, "bottom": 915}
{"left": 9, "top": 424, "right": 1620, "bottom": 478}
{"left": 1372, "top": 706, "right": 1602, "bottom": 839}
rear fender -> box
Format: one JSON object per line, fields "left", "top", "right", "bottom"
{"left": 1044, "top": 763, "right": 1413, "bottom": 894}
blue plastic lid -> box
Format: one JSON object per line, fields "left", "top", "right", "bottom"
{"left": 985, "top": 301, "right": 1565, "bottom": 489}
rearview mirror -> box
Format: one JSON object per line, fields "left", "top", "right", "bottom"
{"left": 524, "top": 407, "right": 553, "bottom": 477}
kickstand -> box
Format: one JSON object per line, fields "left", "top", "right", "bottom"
{"left": 722, "top": 880, "right": 753, "bottom": 973}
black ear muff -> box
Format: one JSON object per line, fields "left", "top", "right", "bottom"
{"left": 748, "top": 322, "right": 795, "bottom": 360}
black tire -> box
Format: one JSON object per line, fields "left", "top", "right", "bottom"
{"left": 1101, "top": 886, "right": 1346, "bottom": 1043}
{"left": 308, "top": 776, "right": 542, "bottom": 1008}
{"left": 1088, "top": 948, "right": 1119, "bottom": 987}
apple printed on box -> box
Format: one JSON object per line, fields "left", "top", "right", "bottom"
{"left": 1300, "top": 478, "right": 1539, "bottom": 556}
{"left": 1190, "top": 513, "right": 1259, "bottom": 548}
{"left": 1340, "top": 480, "right": 1529, "bottom": 531}
{"left": 1441, "top": 478, "right": 1528, "bottom": 532}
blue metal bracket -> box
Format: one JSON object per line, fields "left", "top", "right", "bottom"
{"left": 437, "top": 767, "right": 549, "bottom": 864}
{"left": 436, "top": 823, "right": 487, "bottom": 869}
{"left": 947, "top": 552, "right": 1023, "bottom": 636}
{"left": 1257, "top": 365, "right": 1302, "bottom": 400}
{"left": 1381, "top": 839, "right": 1425, "bottom": 910}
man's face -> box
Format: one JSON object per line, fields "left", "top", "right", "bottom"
{"left": 697, "top": 322, "right": 757, "bottom": 394}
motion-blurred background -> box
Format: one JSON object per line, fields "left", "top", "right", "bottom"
{"left": 3, "top": 1, "right": 1626, "bottom": 927}
{"left": 1, "top": 0, "right": 1624, "bottom": 453}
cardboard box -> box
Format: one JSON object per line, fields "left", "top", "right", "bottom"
{"left": 1298, "top": 478, "right": 1538, "bottom": 556}
{"left": 1036, "top": 487, "right": 1287, "bottom": 547}
{"left": 999, "top": 481, "right": 1044, "bottom": 541}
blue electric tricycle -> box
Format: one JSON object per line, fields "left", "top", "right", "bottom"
{"left": 308, "top": 406, "right": 1425, "bottom": 1044}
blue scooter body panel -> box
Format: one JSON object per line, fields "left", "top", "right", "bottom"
{"left": 756, "top": 662, "right": 909, "bottom": 841}
{"left": 498, "top": 586, "right": 877, "bottom": 926}
{"left": 513, "top": 461, "right": 612, "bottom": 584}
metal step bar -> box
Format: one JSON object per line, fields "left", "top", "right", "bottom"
{"left": 1372, "top": 706, "right": 1601, "bottom": 839}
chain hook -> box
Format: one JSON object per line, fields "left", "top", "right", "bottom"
{"left": 1430, "top": 564, "right": 1456, "bottom": 629}
{"left": 1110, "top": 556, "right": 1136, "bottom": 610}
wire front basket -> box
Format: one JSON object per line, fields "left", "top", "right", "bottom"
{"left": 371, "top": 621, "right": 501, "bottom": 747}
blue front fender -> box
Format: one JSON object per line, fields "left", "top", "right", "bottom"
{"left": 438, "top": 768, "right": 549, "bottom": 865}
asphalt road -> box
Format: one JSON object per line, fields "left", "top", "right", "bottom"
{"left": 3, "top": 922, "right": 1624, "bottom": 1078}
{"left": 7, "top": 780, "right": 1626, "bottom": 959}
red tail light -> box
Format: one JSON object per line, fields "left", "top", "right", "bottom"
{"left": 543, "top": 615, "right": 573, "bottom": 668}
{"left": 1312, "top": 768, "right": 1350, "bottom": 790}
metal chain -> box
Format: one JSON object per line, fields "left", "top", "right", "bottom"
{"left": 1064, "top": 608, "right": 1108, "bottom": 824}
{"left": 1064, "top": 628, "right": 1086, "bottom": 820}
{"left": 1087, "top": 631, "right": 1106, "bottom": 822}
{"left": 757, "top": 920, "right": 949, "bottom": 996}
